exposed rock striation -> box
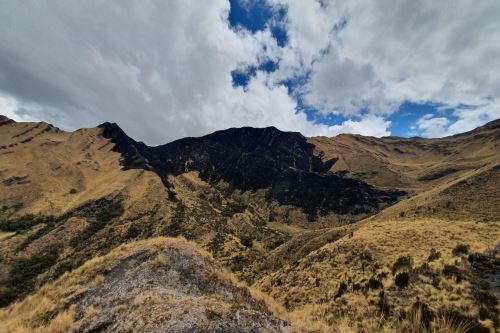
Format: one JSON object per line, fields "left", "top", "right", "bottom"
{"left": 99, "top": 123, "right": 404, "bottom": 219}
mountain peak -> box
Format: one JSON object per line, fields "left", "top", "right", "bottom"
{"left": 0, "top": 115, "right": 15, "bottom": 126}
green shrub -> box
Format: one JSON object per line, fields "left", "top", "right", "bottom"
{"left": 221, "top": 201, "right": 246, "bottom": 218}
{"left": 473, "top": 289, "right": 498, "bottom": 308}
{"left": 69, "top": 188, "right": 78, "bottom": 194}
{"left": 0, "top": 243, "right": 62, "bottom": 306}
{"left": 239, "top": 235, "right": 253, "bottom": 247}
{"left": 126, "top": 224, "right": 141, "bottom": 239}
{"left": 15, "top": 216, "right": 59, "bottom": 252}
{"left": 427, "top": 248, "right": 441, "bottom": 262}
{"left": 392, "top": 255, "right": 413, "bottom": 274}
{"left": 334, "top": 282, "right": 347, "bottom": 299}
{"left": 0, "top": 214, "right": 40, "bottom": 232}
{"left": 442, "top": 264, "right": 462, "bottom": 282}
{"left": 395, "top": 272, "right": 409, "bottom": 288}
{"left": 368, "top": 276, "right": 383, "bottom": 289}
{"left": 230, "top": 255, "right": 246, "bottom": 272}
{"left": 452, "top": 243, "right": 470, "bottom": 256}
{"left": 70, "top": 199, "right": 124, "bottom": 248}
{"left": 208, "top": 233, "right": 225, "bottom": 254}
{"left": 162, "top": 202, "right": 187, "bottom": 237}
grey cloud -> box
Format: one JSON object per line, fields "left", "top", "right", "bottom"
{"left": 1, "top": 0, "right": 497, "bottom": 143}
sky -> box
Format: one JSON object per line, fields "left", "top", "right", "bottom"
{"left": 0, "top": 0, "right": 499, "bottom": 144}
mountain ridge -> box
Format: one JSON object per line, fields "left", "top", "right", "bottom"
{"left": 98, "top": 121, "right": 405, "bottom": 219}
{"left": 0, "top": 115, "right": 499, "bottom": 332}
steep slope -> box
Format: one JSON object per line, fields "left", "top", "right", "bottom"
{"left": 0, "top": 117, "right": 167, "bottom": 217}
{"left": 372, "top": 163, "right": 500, "bottom": 222}
{"left": 99, "top": 122, "right": 404, "bottom": 220}
{"left": 256, "top": 218, "right": 500, "bottom": 331}
{"left": 0, "top": 237, "right": 298, "bottom": 333}
{"left": 1, "top": 115, "right": 499, "bottom": 332}
{"left": 309, "top": 119, "right": 500, "bottom": 192}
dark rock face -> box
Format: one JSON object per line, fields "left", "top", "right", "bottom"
{"left": 99, "top": 123, "right": 404, "bottom": 219}
{"left": 0, "top": 115, "right": 15, "bottom": 126}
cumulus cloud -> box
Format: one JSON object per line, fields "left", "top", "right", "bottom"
{"left": 271, "top": 0, "right": 500, "bottom": 132}
{"left": 415, "top": 114, "right": 451, "bottom": 138}
{"left": 0, "top": 0, "right": 498, "bottom": 143}
{"left": 415, "top": 99, "right": 500, "bottom": 137}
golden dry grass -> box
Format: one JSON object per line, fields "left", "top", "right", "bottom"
{"left": 256, "top": 217, "right": 499, "bottom": 331}
{"left": 1, "top": 119, "right": 498, "bottom": 332}
{"left": 0, "top": 121, "right": 168, "bottom": 217}
{"left": 0, "top": 238, "right": 186, "bottom": 332}
{"left": 308, "top": 120, "right": 499, "bottom": 193}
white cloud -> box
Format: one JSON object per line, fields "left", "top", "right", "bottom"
{"left": 415, "top": 99, "right": 500, "bottom": 137}
{"left": 415, "top": 114, "right": 451, "bottom": 138}
{"left": 0, "top": 0, "right": 498, "bottom": 143}
{"left": 271, "top": 0, "right": 500, "bottom": 132}
{"left": 310, "top": 114, "right": 391, "bottom": 137}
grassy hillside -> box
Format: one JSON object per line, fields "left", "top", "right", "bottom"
{"left": 0, "top": 116, "right": 498, "bottom": 332}
{"left": 0, "top": 237, "right": 297, "bottom": 333}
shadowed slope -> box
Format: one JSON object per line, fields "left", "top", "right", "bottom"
{"left": 309, "top": 118, "right": 500, "bottom": 192}
{"left": 99, "top": 122, "right": 404, "bottom": 219}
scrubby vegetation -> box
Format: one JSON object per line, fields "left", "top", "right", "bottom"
{"left": 0, "top": 243, "right": 62, "bottom": 306}
{"left": 0, "top": 214, "right": 42, "bottom": 232}
{"left": 69, "top": 198, "right": 124, "bottom": 249}
{"left": 392, "top": 255, "right": 413, "bottom": 274}
{"left": 162, "top": 201, "right": 187, "bottom": 237}
{"left": 15, "top": 215, "right": 60, "bottom": 252}
{"left": 1, "top": 119, "right": 499, "bottom": 332}
{"left": 395, "top": 272, "right": 410, "bottom": 288}
{"left": 452, "top": 243, "right": 470, "bottom": 256}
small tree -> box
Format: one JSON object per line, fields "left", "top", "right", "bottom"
{"left": 239, "top": 235, "right": 253, "bottom": 247}
{"left": 452, "top": 244, "right": 469, "bottom": 256}
{"left": 392, "top": 255, "right": 413, "bottom": 274}
{"left": 395, "top": 272, "right": 409, "bottom": 288}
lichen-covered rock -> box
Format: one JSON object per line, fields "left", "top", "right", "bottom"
{"left": 1, "top": 238, "right": 298, "bottom": 333}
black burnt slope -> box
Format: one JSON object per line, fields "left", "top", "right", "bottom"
{"left": 99, "top": 123, "right": 404, "bottom": 219}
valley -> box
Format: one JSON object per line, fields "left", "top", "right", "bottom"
{"left": 0, "top": 115, "right": 499, "bottom": 332}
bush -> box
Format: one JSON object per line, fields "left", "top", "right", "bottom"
{"left": 452, "top": 243, "right": 470, "bottom": 256}
{"left": 427, "top": 248, "right": 441, "bottom": 262}
{"left": 368, "top": 276, "right": 383, "bottom": 289}
{"left": 395, "top": 272, "right": 409, "bottom": 288}
{"left": 0, "top": 214, "right": 40, "bottom": 232}
{"left": 70, "top": 199, "right": 124, "bottom": 248}
{"left": 239, "top": 235, "right": 253, "bottom": 247}
{"left": 15, "top": 216, "right": 59, "bottom": 252}
{"left": 263, "top": 234, "right": 288, "bottom": 250}
{"left": 208, "top": 233, "right": 225, "bottom": 254}
{"left": 392, "top": 255, "right": 413, "bottom": 274}
{"left": 230, "top": 255, "right": 246, "bottom": 272}
{"left": 473, "top": 289, "right": 498, "bottom": 308}
{"left": 442, "top": 264, "right": 462, "bottom": 282}
{"left": 222, "top": 201, "right": 246, "bottom": 218}
{"left": 163, "top": 202, "right": 187, "bottom": 237}
{"left": 69, "top": 188, "right": 78, "bottom": 194}
{"left": 126, "top": 224, "right": 141, "bottom": 239}
{"left": 0, "top": 243, "right": 62, "bottom": 306}
{"left": 334, "top": 282, "right": 347, "bottom": 299}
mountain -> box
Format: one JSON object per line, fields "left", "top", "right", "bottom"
{"left": 0, "top": 115, "right": 499, "bottom": 332}
{"left": 99, "top": 122, "right": 404, "bottom": 220}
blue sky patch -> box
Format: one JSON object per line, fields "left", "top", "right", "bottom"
{"left": 228, "top": 0, "right": 288, "bottom": 47}
{"left": 231, "top": 59, "right": 279, "bottom": 88}
{"left": 227, "top": 0, "right": 466, "bottom": 138}
{"left": 388, "top": 102, "right": 458, "bottom": 137}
